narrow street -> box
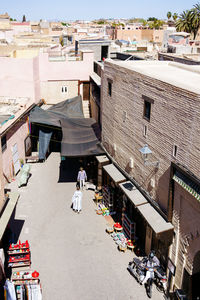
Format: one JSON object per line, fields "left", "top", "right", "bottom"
{"left": 8, "top": 153, "right": 164, "bottom": 300}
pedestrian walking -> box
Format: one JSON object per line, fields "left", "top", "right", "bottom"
{"left": 72, "top": 185, "right": 82, "bottom": 213}
{"left": 77, "top": 167, "right": 87, "bottom": 190}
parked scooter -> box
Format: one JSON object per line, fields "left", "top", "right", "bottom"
{"left": 128, "top": 257, "right": 146, "bottom": 284}
{"left": 128, "top": 251, "right": 163, "bottom": 298}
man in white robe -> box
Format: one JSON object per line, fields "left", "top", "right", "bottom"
{"left": 72, "top": 185, "right": 82, "bottom": 213}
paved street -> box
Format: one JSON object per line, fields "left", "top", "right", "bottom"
{"left": 8, "top": 153, "right": 164, "bottom": 300}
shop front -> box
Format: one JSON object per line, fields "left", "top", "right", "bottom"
{"left": 95, "top": 155, "right": 110, "bottom": 187}
{"left": 119, "top": 180, "right": 174, "bottom": 261}
{"left": 119, "top": 181, "right": 148, "bottom": 251}
{"left": 137, "top": 204, "right": 174, "bottom": 264}
{"left": 102, "top": 164, "right": 126, "bottom": 221}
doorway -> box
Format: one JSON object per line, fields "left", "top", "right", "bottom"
{"left": 101, "top": 45, "right": 108, "bottom": 60}
{"left": 83, "top": 82, "right": 90, "bottom": 100}
{"left": 192, "top": 251, "right": 200, "bottom": 299}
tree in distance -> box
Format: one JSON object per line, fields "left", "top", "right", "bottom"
{"left": 167, "top": 12, "right": 172, "bottom": 20}
{"left": 173, "top": 13, "right": 178, "bottom": 21}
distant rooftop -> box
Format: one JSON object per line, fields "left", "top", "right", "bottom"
{"left": 0, "top": 13, "right": 9, "bottom": 19}
{"left": 11, "top": 22, "right": 30, "bottom": 26}
{"left": 105, "top": 59, "right": 200, "bottom": 95}
{"left": 159, "top": 52, "right": 200, "bottom": 62}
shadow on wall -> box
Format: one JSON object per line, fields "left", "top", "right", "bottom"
{"left": 156, "top": 166, "right": 171, "bottom": 216}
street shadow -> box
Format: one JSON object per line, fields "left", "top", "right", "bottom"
{"left": 58, "top": 156, "right": 98, "bottom": 184}
{"left": 58, "top": 157, "right": 81, "bottom": 183}
{"left": 1, "top": 207, "right": 25, "bottom": 278}
{"left": 5, "top": 207, "right": 25, "bottom": 245}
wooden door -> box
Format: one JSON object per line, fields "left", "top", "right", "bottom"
{"left": 83, "top": 82, "right": 90, "bottom": 100}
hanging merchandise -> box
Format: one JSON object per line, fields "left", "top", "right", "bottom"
{"left": 4, "top": 280, "right": 17, "bottom": 300}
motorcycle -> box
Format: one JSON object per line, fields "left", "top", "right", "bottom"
{"left": 128, "top": 256, "right": 167, "bottom": 298}
{"left": 127, "top": 257, "right": 146, "bottom": 284}
{"left": 154, "top": 266, "right": 168, "bottom": 293}
{"left": 145, "top": 266, "right": 155, "bottom": 298}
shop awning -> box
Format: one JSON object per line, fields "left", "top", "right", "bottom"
{"left": 119, "top": 181, "right": 148, "bottom": 207}
{"left": 95, "top": 155, "right": 109, "bottom": 164}
{"left": 0, "top": 192, "right": 20, "bottom": 241}
{"left": 173, "top": 171, "right": 200, "bottom": 202}
{"left": 60, "top": 118, "right": 104, "bottom": 157}
{"left": 103, "top": 164, "right": 126, "bottom": 184}
{"left": 137, "top": 203, "right": 173, "bottom": 235}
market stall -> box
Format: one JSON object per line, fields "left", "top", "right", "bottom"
{"left": 3, "top": 240, "right": 42, "bottom": 300}
{"left": 102, "top": 164, "right": 126, "bottom": 219}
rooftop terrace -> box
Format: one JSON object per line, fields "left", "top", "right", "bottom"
{"left": 106, "top": 59, "right": 200, "bottom": 95}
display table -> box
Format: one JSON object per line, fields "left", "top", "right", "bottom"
{"left": 106, "top": 227, "right": 114, "bottom": 234}
{"left": 127, "top": 244, "right": 135, "bottom": 252}
{"left": 118, "top": 244, "right": 127, "bottom": 252}
{"left": 94, "top": 193, "right": 103, "bottom": 204}
{"left": 114, "top": 227, "right": 123, "bottom": 232}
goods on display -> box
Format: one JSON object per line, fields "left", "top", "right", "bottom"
{"left": 105, "top": 224, "right": 136, "bottom": 252}
{"left": 102, "top": 186, "right": 114, "bottom": 213}
{"left": 96, "top": 204, "right": 110, "bottom": 216}
{"left": 8, "top": 241, "right": 31, "bottom": 268}
{"left": 4, "top": 241, "right": 42, "bottom": 300}
{"left": 122, "top": 214, "right": 136, "bottom": 240}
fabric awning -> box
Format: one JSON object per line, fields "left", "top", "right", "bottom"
{"left": 173, "top": 171, "right": 200, "bottom": 202}
{"left": 137, "top": 203, "right": 173, "bottom": 235}
{"left": 0, "top": 192, "right": 20, "bottom": 241}
{"left": 30, "top": 95, "right": 104, "bottom": 157}
{"left": 119, "top": 181, "right": 148, "bottom": 207}
{"left": 103, "top": 164, "right": 126, "bottom": 184}
{"left": 29, "top": 95, "right": 84, "bottom": 127}
{"left": 60, "top": 118, "right": 104, "bottom": 157}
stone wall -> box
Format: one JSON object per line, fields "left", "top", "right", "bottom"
{"left": 101, "top": 60, "right": 200, "bottom": 215}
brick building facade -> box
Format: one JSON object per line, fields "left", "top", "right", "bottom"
{"left": 101, "top": 59, "right": 200, "bottom": 298}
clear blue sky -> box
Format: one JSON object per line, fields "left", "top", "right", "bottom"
{"left": 1, "top": 0, "right": 196, "bottom": 21}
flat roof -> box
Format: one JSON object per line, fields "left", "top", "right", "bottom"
{"left": 90, "top": 72, "right": 101, "bottom": 86}
{"left": 105, "top": 59, "right": 200, "bottom": 95}
{"left": 103, "top": 164, "right": 126, "bottom": 184}
{"left": 137, "top": 203, "right": 173, "bottom": 235}
{"left": 119, "top": 181, "right": 148, "bottom": 207}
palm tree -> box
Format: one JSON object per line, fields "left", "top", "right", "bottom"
{"left": 167, "top": 12, "right": 172, "bottom": 20}
{"left": 173, "top": 13, "right": 178, "bottom": 22}
{"left": 176, "top": 10, "right": 193, "bottom": 34}
{"left": 191, "top": 3, "right": 200, "bottom": 39}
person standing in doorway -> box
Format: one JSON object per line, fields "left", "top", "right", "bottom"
{"left": 77, "top": 167, "right": 87, "bottom": 190}
{"left": 72, "top": 185, "right": 82, "bottom": 213}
